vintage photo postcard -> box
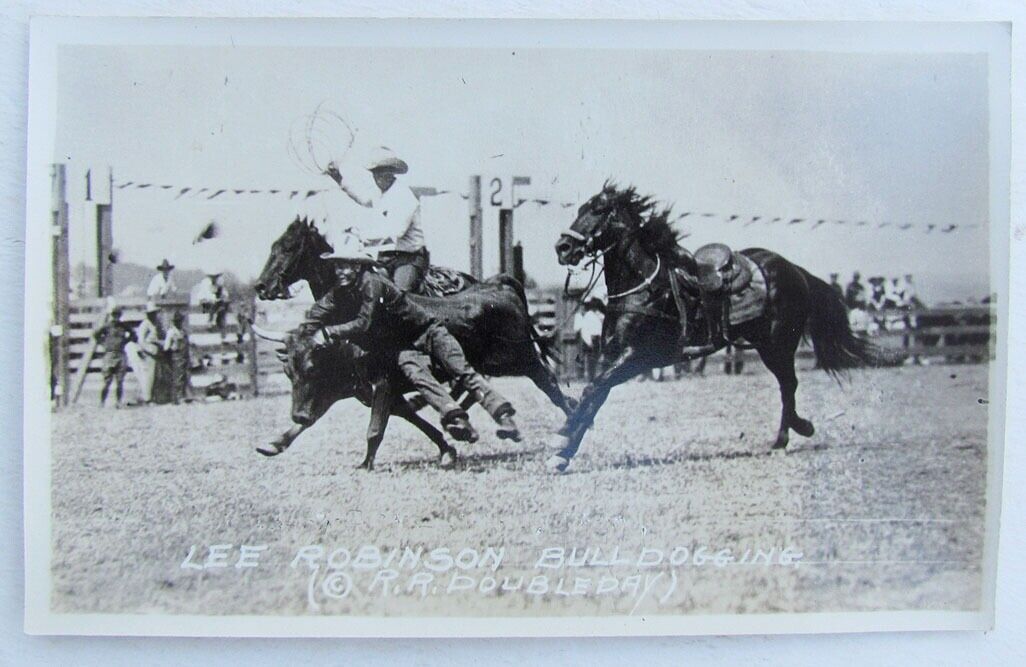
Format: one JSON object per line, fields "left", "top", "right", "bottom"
{"left": 23, "top": 18, "right": 1010, "bottom": 636}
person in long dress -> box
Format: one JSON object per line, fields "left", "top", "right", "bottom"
{"left": 126, "top": 302, "right": 163, "bottom": 403}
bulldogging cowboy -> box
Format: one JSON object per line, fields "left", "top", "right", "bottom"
{"left": 299, "top": 236, "right": 521, "bottom": 444}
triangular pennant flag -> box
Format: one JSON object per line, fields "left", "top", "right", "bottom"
{"left": 207, "top": 189, "right": 227, "bottom": 199}
{"left": 304, "top": 190, "right": 319, "bottom": 199}
{"left": 175, "top": 188, "right": 192, "bottom": 199}
{"left": 136, "top": 183, "right": 152, "bottom": 189}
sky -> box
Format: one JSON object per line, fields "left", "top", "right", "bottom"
{"left": 55, "top": 44, "right": 992, "bottom": 303}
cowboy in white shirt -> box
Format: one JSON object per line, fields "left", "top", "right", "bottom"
{"left": 146, "top": 259, "right": 177, "bottom": 299}
{"left": 324, "top": 147, "right": 429, "bottom": 292}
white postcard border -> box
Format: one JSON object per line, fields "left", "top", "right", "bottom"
{"left": 22, "top": 16, "right": 1012, "bottom": 637}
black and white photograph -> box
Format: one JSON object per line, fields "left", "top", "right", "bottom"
{"left": 21, "top": 17, "right": 1009, "bottom": 637}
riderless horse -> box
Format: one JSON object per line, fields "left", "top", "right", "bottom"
{"left": 550, "top": 183, "right": 897, "bottom": 473}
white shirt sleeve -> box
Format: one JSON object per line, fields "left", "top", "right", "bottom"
{"left": 146, "top": 274, "right": 164, "bottom": 298}
{"left": 370, "top": 185, "right": 419, "bottom": 245}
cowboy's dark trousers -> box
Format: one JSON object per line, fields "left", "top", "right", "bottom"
{"left": 397, "top": 323, "right": 513, "bottom": 420}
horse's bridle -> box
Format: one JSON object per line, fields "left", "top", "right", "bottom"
{"left": 562, "top": 205, "right": 658, "bottom": 300}
{"left": 271, "top": 232, "right": 311, "bottom": 298}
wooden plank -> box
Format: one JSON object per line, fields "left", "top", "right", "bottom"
{"left": 69, "top": 333, "right": 101, "bottom": 404}
{"left": 874, "top": 325, "right": 991, "bottom": 336}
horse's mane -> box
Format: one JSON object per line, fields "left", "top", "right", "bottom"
{"left": 603, "top": 181, "right": 681, "bottom": 258}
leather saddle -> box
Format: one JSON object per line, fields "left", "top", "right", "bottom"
{"left": 673, "top": 243, "right": 752, "bottom": 296}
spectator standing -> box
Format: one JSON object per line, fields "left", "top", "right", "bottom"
{"left": 130, "top": 302, "right": 164, "bottom": 403}
{"left": 573, "top": 297, "right": 605, "bottom": 381}
{"left": 163, "top": 310, "right": 191, "bottom": 404}
{"left": 146, "top": 259, "right": 177, "bottom": 299}
{"left": 844, "top": 271, "right": 867, "bottom": 310}
{"left": 92, "top": 306, "right": 134, "bottom": 408}
{"left": 829, "top": 273, "right": 844, "bottom": 301}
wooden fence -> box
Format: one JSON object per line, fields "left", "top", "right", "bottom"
{"left": 551, "top": 303, "right": 996, "bottom": 381}
{"left": 65, "top": 295, "right": 258, "bottom": 403}
{"left": 57, "top": 295, "right": 997, "bottom": 406}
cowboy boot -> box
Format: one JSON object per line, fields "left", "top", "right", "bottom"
{"left": 494, "top": 408, "right": 522, "bottom": 442}
{"left": 680, "top": 292, "right": 726, "bottom": 356}
{"left": 442, "top": 410, "right": 479, "bottom": 443}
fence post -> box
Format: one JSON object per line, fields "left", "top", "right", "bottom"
{"left": 498, "top": 208, "right": 514, "bottom": 275}
{"left": 468, "top": 175, "right": 483, "bottom": 280}
{"left": 51, "top": 164, "right": 71, "bottom": 407}
{"left": 247, "top": 294, "right": 260, "bottom": 397}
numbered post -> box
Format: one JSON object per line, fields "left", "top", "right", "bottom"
{"left": 468, "top": 175, "right": 483, "bottom": 280}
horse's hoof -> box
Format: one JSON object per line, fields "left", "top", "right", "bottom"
{"left": 792, "top": 419, "right": 815, "bottom": 438}
{"left": 256, "top": 443, "right": 284, "bottom": 457}
{"left": 355, "top": 462, "right": 373, "bottom": 471}
{"left": 546, "top": 454, "right": 571, "bottom": 474}
{"left": 438, "top": 450, "right": 458, "bottom": 468}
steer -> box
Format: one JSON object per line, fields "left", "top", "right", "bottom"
{"left": 252, "top": 325, "right": 457, "bottom": 470}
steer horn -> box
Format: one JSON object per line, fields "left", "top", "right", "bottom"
{"left": 250, "top": 322, "right": 290, "bottom": 343}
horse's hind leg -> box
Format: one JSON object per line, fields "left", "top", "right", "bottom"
{"left": 756, "top": 345, "right": 814, "bottom": 450}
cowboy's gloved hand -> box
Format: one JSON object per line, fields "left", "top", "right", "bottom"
{"left": 324, "top": 162, "right": 342, "bottom": 185}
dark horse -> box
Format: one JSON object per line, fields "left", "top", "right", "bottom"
{"left": 254, "top": 216, "right": 475, "bottom": 301}
{"left": 549, "top": 183, "right": 895, "bottom": 473}
{"left": 251, "top": 217, "right": 577, "bottom": 467}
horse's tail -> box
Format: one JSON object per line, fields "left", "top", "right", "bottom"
{"left": 802, "top": 269, "right": 904, "bottom": 377}
{"left": 485, "top": 273, "right": 560, "bottom": 369}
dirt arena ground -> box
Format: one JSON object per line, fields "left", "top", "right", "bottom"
{"left": 49, "top": 363, "right": 990, "bottom": 617}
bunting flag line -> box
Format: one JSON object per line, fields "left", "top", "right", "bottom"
{"left": 111, "top": 178, "right": 982, "bottom": 234}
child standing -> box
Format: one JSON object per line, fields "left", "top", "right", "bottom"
{"left": 93, "top": 307, "right": 134, "bottom": 408}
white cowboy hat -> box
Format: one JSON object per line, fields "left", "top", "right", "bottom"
{"left": 364, "top": 146, "right": 408, "bottom": 174}
{"left": 321, "top": 233, "right": 375, "bottom": 262}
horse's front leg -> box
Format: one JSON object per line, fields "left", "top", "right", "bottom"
{"left": 548, "top": 346, "right": 650, "bottom": 473}
{"left": 359, "top": 379, "right": 394, "bottom": 471}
